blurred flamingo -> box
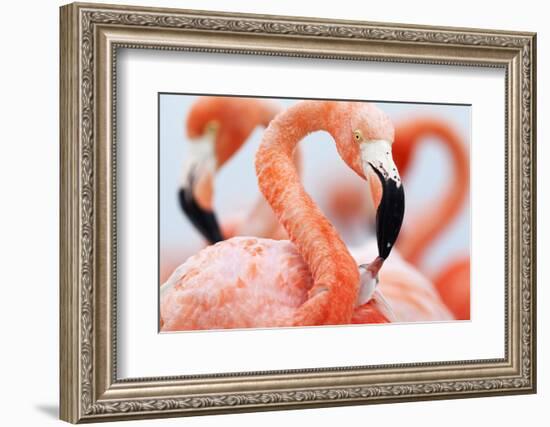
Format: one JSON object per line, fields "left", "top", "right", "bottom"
{"left": 326, "top": 117, "right": 470, "bottom": 319}
{"left": 433, "top": 257, "right": 470, "bottom": 320}
{"left": 350, "top": 240, "right": 452, "bottom": 322}
{"left": 393, "top": 118, "right": 469, "bottom": 265}
{"left": 178, "top": 96, "right": 296, "bottom": 244}
{"left": 161, "top": 100, "right": 406, "bottom": 330}
{"left": 393, "top": 118, "right": 470, "bottom": 320}
{"left": 161, "top": 97, "right": 287, "bottom": 283}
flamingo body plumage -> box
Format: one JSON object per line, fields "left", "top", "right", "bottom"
{"left": 351, "top": 240, "right": 453, "bottom": 322}
{"left": 161, "top": 237, "right": 391, "bottom": 331}
{"left": 160, "top": 237, "right": 451, "bottom": 330}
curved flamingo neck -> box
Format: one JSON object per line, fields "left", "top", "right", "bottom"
{"left": 256, "top": 101, "right": 359, "bottom": 325}
{"left": 396, "top": 119, "right": 469, "bottom": 265}
{"left": 242, "top": 101, "right": 303, "bottom": 239}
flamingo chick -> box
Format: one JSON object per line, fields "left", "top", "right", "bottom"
{"left": 179, "top": 96, "right": 286, "bottom": 243}
{"left": 161, "top": 100, "right": 405, "bottom": 330}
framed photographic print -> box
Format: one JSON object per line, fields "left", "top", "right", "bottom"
{"left": 59, "top": 2, "right": 537, "bottom": 423}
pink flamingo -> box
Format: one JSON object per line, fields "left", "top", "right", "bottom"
{"left": 175, "top": 100, "right": 451, "bottom": 323}
{"left": 393, "top": 118, "right": 470, "bottom": 320}
{"left": 178, "top": 96, "right": 294, "bottom": 243}
{"left": 161, "top": 96, "right": 286, "bottom": 284}
{"left": 161, "top": 100, "right": 405, "bottom": 330}
{"left": 433, "top": 257, "right": 470, "bottom": 320}
{"left": 393, "top": 118, "right": 469, "bottom": 266}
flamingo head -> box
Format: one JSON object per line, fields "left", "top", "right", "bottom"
{"left": 187, "top": 97, "right": 259, "bottom": 166}
{"left": 333, "top": 102, "right": 405, "bottom": 260}
{"left": 179, "top": 97, "right": 277, "bottom": 244}
{"left": 178, "top": 98, "right": 228, "bottom": 244}
{"left": 178, "top": 118, "right": 223, "bottom": 244}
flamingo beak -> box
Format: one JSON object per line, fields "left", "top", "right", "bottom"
{"left": 369, "top": 165, "right": 405, "bottom": 259}
{"left": 179, "top": 134, "right": 223, "bottom": 244}
{"left": 360, "top": 140, "right": 405, "bottom": 260}
{"left": 178, "top": 171, "right": 223, "bottom": 244}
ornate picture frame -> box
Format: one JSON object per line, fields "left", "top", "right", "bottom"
{"left": 60, "top": 2, "right": 536, "bottom": 423}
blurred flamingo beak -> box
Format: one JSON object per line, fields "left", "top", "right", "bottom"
{"left": 179, "top": 138, "right": 223, "bottom": 244}
{"left": 178, "top": 178, "right": 223, "bottom": 244}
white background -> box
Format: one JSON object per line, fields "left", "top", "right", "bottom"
{"left": 0, "top": 0, "right": 546, "bottom": 426}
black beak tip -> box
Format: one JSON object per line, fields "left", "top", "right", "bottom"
{"left": 370, "top": 166, "right": 405, "bottom": 260}
{"left": 178, "top": 188, "right": 224, "bottom": 244}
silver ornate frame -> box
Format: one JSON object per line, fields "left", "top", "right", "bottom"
{"left": 60, "top": 2, "right": 537, "bottom": 423}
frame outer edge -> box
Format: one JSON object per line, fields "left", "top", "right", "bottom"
{"left": 529, "top": 33, "right": 536, "bottom": 393}
{"left": 60, "top": 3, "right": 81, "bottom": 424}
{"left": 59, "top": 2, "right": 537, "bottom": 422}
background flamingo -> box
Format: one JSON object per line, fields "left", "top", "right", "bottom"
{"left": 160, "top": 96, "right": 291, "bottom": 283}
{"left": 433, "top": 257, "right": 470, "bottom": 320}
{"left": 178, "top": 96, "right": 289, "bottom": 244}
{"left": 393, "top": 118, "right": 469, "bottom": 266}
{"left": 161, "top": 100, "right": 406, "bottom": 330}
{"left": 394, "top": 118, "right": 470, "bottom": 320}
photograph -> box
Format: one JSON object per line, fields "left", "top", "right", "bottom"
{"left": 159, "top": 95, "right": 471, "bottom": 332}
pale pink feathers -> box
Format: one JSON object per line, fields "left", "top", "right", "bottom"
{"left": 161, "top": 237, "right": 313, "bottom": 330}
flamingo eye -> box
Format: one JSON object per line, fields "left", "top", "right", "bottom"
{"left": 353, "top": 130, "right": 363, "bottom": 142}
{"left": 205, "top": 121, "right": 219, "bottom": 134}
